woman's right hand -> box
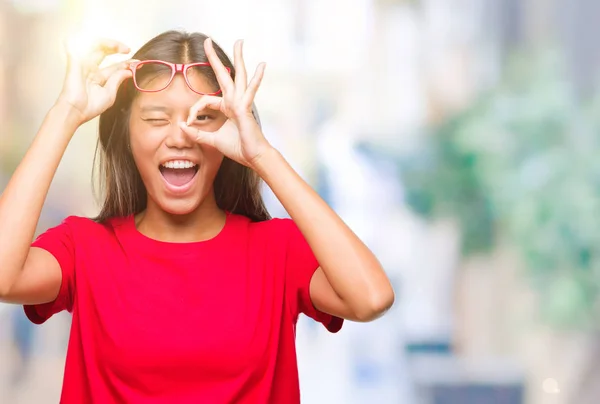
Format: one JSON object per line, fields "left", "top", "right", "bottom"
{"left": 56, "top": 38, "right": 134, "bottom": 126}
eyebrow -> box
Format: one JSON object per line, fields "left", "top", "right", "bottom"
{"left": 140, "top": 105, "right": 172, "bottom": 113}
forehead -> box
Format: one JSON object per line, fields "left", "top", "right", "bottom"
{"left": 132, "top": 74, "right": 216, "bottom": 111}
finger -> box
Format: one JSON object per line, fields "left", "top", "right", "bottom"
{"left": 186, "top": 95, "right": 224, "bottom": 125}
{"left": 93, "top": 59, "right": 138, "bottom": 85}
{"left": 90, "top": 39, "right": 130, "bottom": 60}
{"left": 64, "top": 37, "right": 84, "bottom": 72}
{"left": 104, "top": 69, "right": 133, "bottom": 100}
{"left": 243, "top": 62, "right": 266, "bottom": 108}
{"left": 204, "top": 38, "right": 234, "bottom": 95}
{"left": 233, "top": 39, "right": 247, "bottom": 96}
{"left": 84, "top": 39, "right": 130, "bottom": 73}
{"left": 179, "top": 122, "right": 217, "bottom": 148}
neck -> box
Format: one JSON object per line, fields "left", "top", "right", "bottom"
{"left": 135, "top": 194, "right": 227, "bottom": 243}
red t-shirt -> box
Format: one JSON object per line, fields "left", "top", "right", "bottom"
{"left": 24, "top": 212, "right": 343, "bottom": 403}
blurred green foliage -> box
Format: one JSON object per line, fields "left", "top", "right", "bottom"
{"left": 399, "top": 50, "right": 600, "bottom": 330}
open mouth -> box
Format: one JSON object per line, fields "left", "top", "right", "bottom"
{"left": 159, "top": 160, "right": 199, "bottom": 188}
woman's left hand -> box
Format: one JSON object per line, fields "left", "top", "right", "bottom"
{"left": 179, "top": 38, "right": 272, "bottom": 168}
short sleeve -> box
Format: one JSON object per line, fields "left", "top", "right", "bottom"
{"left": 23, "top": 218, "right": 76, "bottom": 324}
{"left": 283, "top": 220, "right": 343, "bottom": 333}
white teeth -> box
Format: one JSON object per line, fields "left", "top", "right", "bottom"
{"left": 161, "top": 160, "right": 197, "bottom": 169}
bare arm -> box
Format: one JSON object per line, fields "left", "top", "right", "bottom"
{"left": 0, "top": 39, "right": 132, "bottom": 304}
{"left": 253, "top": 148, "right": 395, "bottom": 322}
{"left": 0, "top": 104, "right": 79, "bottom": 301}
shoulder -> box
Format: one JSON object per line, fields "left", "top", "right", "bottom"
{"left": 226, "top": 214, "right": 297, "bottom": 243}
{"left": 243, "top": 215, "right": 295, "bottom": 236}
{"left": 44, "top": 215, "right": 129, "bottom": 238}
{"left": 59, "top": 215, "right": 125, "bottom": 229}
{"left": 41, "top": 215, "right": 94, "bottom": 233}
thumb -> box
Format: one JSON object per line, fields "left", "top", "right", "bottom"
{"left": 179, "top": 122, "right": 217, "bottom": 148}
{"left": 187, "top": 95, "right": 223, "bottom": 125}
{"left": 105, "top": 69, "right": 133, "bottom": 97}
{"left": 63, "top": 37, "right": 83, "bottom": 71}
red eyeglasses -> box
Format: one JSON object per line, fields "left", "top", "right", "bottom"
{"left": 128, "top": 60, "right": 231, "bottom": 95}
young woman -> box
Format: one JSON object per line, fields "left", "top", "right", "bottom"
{"left": 0, "top": 30, "right": 394, "bottom": 403}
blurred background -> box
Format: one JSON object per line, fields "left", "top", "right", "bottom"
{"left": 1, "top": 0, "right": 600, "bottom": 403}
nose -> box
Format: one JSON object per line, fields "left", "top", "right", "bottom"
{"left": 165, "top": 122, "right": 195, "bottom": 150}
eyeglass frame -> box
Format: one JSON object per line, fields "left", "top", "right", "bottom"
{"left": 128, "top": 60, "right": 231, "bottom": 96}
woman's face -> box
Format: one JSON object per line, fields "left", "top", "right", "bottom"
{"left": 128, "top": 72, "right": 227, "bottom": 215}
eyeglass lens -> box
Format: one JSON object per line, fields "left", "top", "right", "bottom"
{"left": 134, "top": 62, "right": 221, "bottom": 94}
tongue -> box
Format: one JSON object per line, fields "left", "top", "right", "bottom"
{"left": 161, "top": 167, "right": 196, "bottom": 187}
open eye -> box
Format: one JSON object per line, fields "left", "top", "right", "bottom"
{"left": 196, "top": 114, "right": 211, "bottom": 122}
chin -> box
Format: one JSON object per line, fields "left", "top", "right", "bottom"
{"left": 156, "top": 196, "right": 205, "bottom": 216}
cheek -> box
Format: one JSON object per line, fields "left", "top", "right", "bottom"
{"left": 129, "top": 119, "right": 166, "bottom": 151}
{"left": 202, "top": 148, "right": 225, "bottom": 177}
{"left": 129, "top": 123, "right": 159, "bottom": 173}
{"left": 202, "top": 113, "right": 228, "bottom": 133}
